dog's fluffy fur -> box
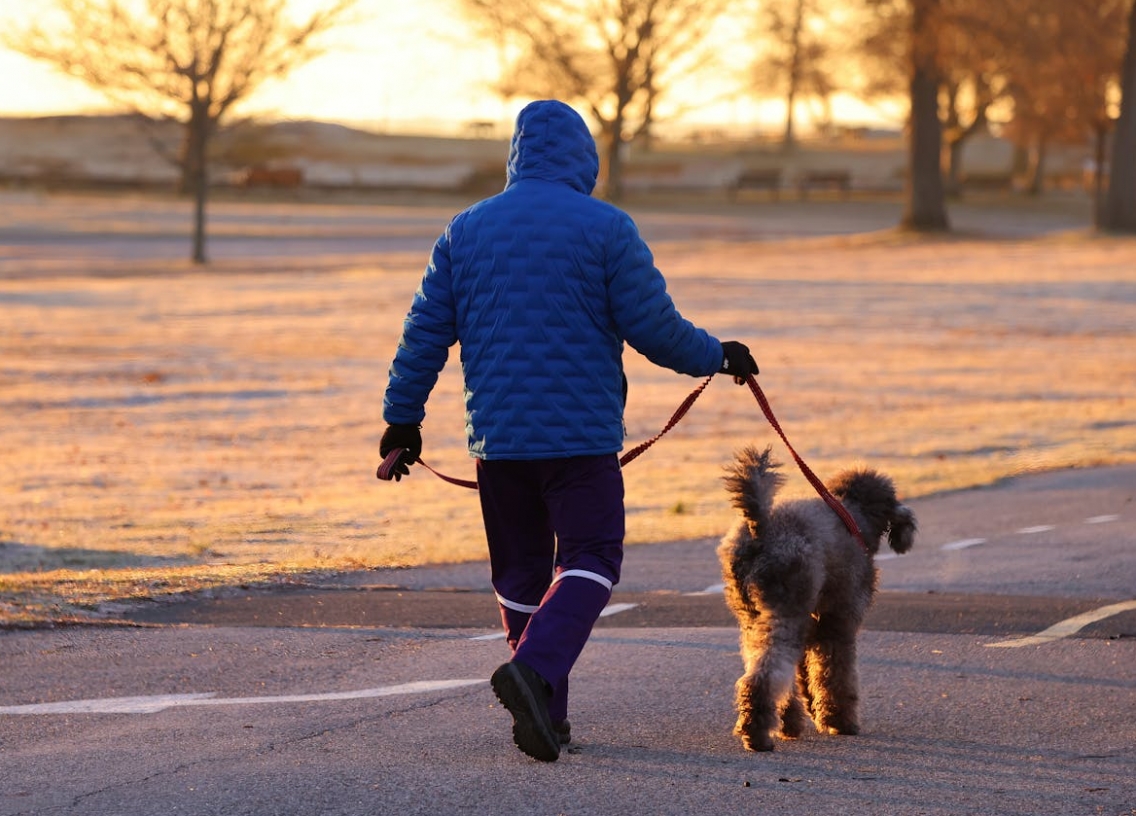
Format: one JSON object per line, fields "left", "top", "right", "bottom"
{"left": 717, "top": 445, "right": 916, "bottom": 752}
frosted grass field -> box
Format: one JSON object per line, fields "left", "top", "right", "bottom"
{"left": 2, "top": 190, "right": 1134, "bottom": 588}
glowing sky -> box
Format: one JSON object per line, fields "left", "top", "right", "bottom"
{"left": 0, "top": 0, "right": 901, "bottom": 135}
{"left": 0, "top": 1, "right": 504, "bottom": 130}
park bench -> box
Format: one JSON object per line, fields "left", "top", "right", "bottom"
{"left": 797, "top": 169, "right": 851, "bottom": 198}
{"left": 728, "top": 168, "right": 782, "bottom": 201}
{"left": 961, "top": 172, "right": 1013, "bottom": 191}
{"left": 235, "top": 165, "right": 303, "bottom": 188}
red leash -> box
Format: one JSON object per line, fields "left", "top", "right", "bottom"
{"left": 742, "top": 374, "right": 867, "bottom": 551}
{"left": 376, "top": 373, "right": 866, "bottom": 549}
{"left": 617, "top": 374, "right": 713, "bottom": 466}
{"left": 376, "top": 375, "right": 713, "bottom": 486}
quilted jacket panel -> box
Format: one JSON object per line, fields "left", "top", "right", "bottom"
{"left": 383, "top": 100, "right": 723, "bottom": 460}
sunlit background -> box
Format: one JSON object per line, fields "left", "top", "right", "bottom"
{"left": 1, "top": 0, "right": 1134, "bottom": 626}
{"left": 0, "top": 0, "right": 902, "bottom": 136}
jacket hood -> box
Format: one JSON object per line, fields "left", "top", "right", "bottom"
{"left": 506, "top": 100, "right": 599, "bottom": 195}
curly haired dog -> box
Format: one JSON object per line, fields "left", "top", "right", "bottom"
{"left": 717, "top": 444, "right": 916, "bottom": 752}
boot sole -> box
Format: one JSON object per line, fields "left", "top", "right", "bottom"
{"left": 490, "top": 664, "right": 560, "bottom": 762}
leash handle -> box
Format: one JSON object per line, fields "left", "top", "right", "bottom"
{"left": 744, "top": 374, "right": 867, "bottom": 550}
{"left": 375, "top": 447, "right": 405, "bottom": 481}
{"left": 376, "top": 448, "right": 479, "bottom": 490}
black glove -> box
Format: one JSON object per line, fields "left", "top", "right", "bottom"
{"left": 378, "top": 423, "right": 422, "bottom": 481}
{"left": 720, "top": 341, "right": 759, "bottom": 385}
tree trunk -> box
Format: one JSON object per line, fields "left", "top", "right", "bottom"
{"left": 1093, "top": 124, "right": 1109, "bottom": 224}
{"left": 782, "top": 0, "right": 805, "bottom": 152}
{"left": 902, "top": 0, "right": 949, "bottom": 232}
{"left": 783, "top": 84, "right": 798, "bottom": 152}
{"left": 1025, "top": 137, "right": 1047, "bottom": 197}
{"left": 1100, "top": 1, "right": 1136, "bottom": 233}
{"left": 604, "top": 121, "right": 626, "bottom": 202}
{"left": 182, "top": 103, "right": 212, "bottom": 264}
{"left": 946, "top": 136, "right": 964, "bottom": 197}
{"left": 945, "top": 98, "right": 988, "bottom": 199}
{"left": 192, "top": 165, "right": 208, "bottom": 265}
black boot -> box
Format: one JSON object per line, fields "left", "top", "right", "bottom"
{"left": 490, "top": 661, "right": 560, "bottom": 762}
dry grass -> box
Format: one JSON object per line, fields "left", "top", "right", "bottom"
{"left": 2, "top": 193, "right": 1135, "bottom": 627}
{"left": 0, "top": 563, "right": 332, "bottom": 630}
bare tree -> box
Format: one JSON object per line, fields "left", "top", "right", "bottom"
{"left": 903, "top": 0, "right": 950, "bottom": 230}
{"left": 858, "top": 0, "right": 1068, "bottom": 217}
{"left": 749, "top": 0, "right": 839, "bottom": 151}
{"left": 935, "top": 5, "right": 1007, "bottom": 195}
{"left": 992, "top": 1, "right": 1127, "bottom": 204}
{"left": 860, "top": 0, "right": 949, "bottom": 230}
{"left": 454, "top": 0, "right": 738, "bottom": 201}
{"left": 5, "top": 0, "right": 356, "bottom": 264}
{"left": 1101, "top": 0, "right": 1136, "bottom": 233}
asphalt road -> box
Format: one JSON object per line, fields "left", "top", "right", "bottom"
{"left": 1, "top": 465, "right": 1134, "bottom": 816}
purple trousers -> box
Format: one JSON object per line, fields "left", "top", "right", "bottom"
{"left": 476, "top": 454, "right": 624, "bottom": 723}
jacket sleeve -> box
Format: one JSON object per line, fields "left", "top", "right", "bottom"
{"left": 382, "top": 228, "right": 458, "bottom": 425}
{"left": 604, "top": 213, "right": 723, "bottom": 377}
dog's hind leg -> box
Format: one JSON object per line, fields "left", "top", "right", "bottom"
{"left": 778, "top": 673, "right": 810, "bottom": 739}
{"left": 786, "top": 663, "right": 813, "bottom": 736}
{"left": 734, "top": 616, "right": 809, "bottom": 751}
{"left": 803, "top": 617, "right": 862, "bottom": 736}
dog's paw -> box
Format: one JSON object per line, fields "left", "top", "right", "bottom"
{"left": 817, "top": 717, "right": 860, "bottom": 736}
{"left": 779, "top": 696, "right": 810, "bottom": 739}
{"left": 736, "top": 723, "right": 775, "bottom": 752}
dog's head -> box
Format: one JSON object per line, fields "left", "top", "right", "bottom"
{"left": 828, "top": 468, "right": 917, "bottom": 555}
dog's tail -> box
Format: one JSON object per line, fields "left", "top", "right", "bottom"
{"left": 723, "top": 444, "right": 784, "bottom": 536}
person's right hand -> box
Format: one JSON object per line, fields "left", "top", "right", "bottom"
{"left": 720, "top": 341, "right": 759, "bottom": 385}
{"left": 378, "top": 423, "right": 422, "bottom": 481}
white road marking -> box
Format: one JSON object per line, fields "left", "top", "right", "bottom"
{"left": 940, "top": 538, "right": 986, "bottom": 551}
{"left": 0, "top": 693, "right": 218, "bottom": 715}
{"left": 0, "top": 680, "right": 485, "bottom": 716}
{"left": 599, "top": 602, "right": 638, "bottom": 617}
{"left": 12, "top": 509, "right": 1122, "bottom": 715}
{"left": 986, "top": 600, "right": 1136, "bottom": 649}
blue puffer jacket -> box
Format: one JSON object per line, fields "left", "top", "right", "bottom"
{"left": 383, "top": 100, "right": 723, "bottom": 460}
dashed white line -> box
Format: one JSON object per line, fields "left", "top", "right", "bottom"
{"left": 1085, "top": 514, "right": 1120, "bottom": 524}
{"left": 685, "top": 583, "right": 724, "bottom": 596}
{"left": 932, "top": 513, "right": 1122, "bottom": 553}
{"left": 940, "top": 538, "right": 986, "bottom": 551}
{"left": 600, "top": 602, "right": 638, "bottom": 617}
{"left": 0, "top": 680, "right": 486, "bottom": 716}
{"left": 986, "top": 600, "right": 1136, "bottom": 648}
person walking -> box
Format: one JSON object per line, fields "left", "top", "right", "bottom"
{"left": 378, "top": 99, "right": 758, "bottom": 762}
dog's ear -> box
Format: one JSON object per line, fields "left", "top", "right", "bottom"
{"left": 887, "top": 504, "right": 917, "bottom": 554}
